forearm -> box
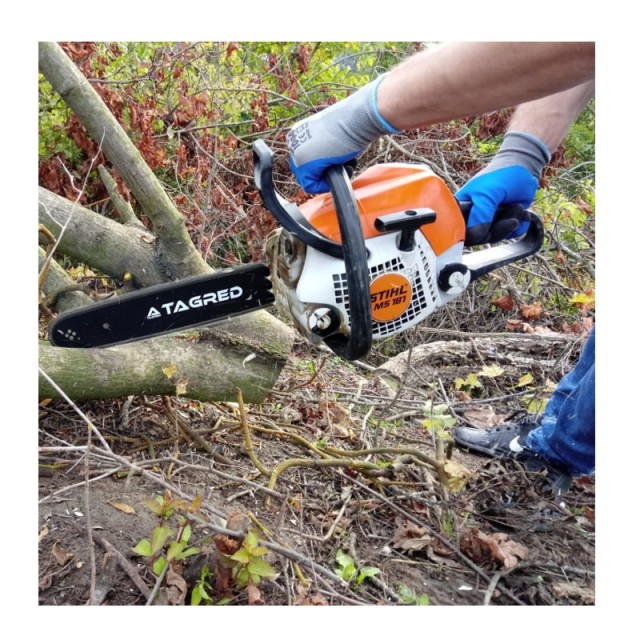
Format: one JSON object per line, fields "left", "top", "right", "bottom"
{"left": 507, "top": 81, "right": 595, "bottom": 152}
{"left": 377, "top": 42, "right": 595, "bottom": 130}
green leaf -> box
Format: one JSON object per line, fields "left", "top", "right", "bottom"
{"left": 356, "top": 566, "right": 380, "bottom": 585}
{"left": 162, "top": 363, "right": 177, "bottom": 378}
{"left": 335, "top": 549, "right": 354, "bottom": 569}
{"left": 235, "top": 567, "right": 249, "bottom": 588}
{"left": 397, "top": 583, "right": 416, "bottom": 603}
{"left": 167, "top": 540, "right": 187, "bottom": 561}
{"left": 244, "top": 530, "right": 259, "bottom": 551}
{"left": 175, "top": 546, "right": 199, "bottom": 561}
{"left": 142, "top": 497, "right": 164, "bottom": 515}
{"left": 230, "top": 548, "right": 250, "bottom": 563}
{"left": 525, "top": 397, "right": 547, "bottom": 414}
{"left": 150, "top": 525, "right": 172, "bottom": 555}
{"left": 180, "top": 525, "right": 192, "bottom": 543}
{"left": 248, "top": 558, "right": 277, "bottom": 579}
{"left": 396, "top": 583, "right": 430, "bottom": 605}
{"left": 153, "top": 556, "right": 166, "bottom": 576}
{"left": 335, "top": 550, "right": 357, "bottom": 581}
{"left": 132, "top": 539, "right": 152, "bottom": 557}
{"left": 191, "top": 581, "right": 212, "bottom": 606}
{"left": 455, "top": 373, "right": 482, "bottom": 390}
{"left": 423, "top": 415, "right": 456, "bottom": 430}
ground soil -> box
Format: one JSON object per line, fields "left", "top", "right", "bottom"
{"left": 38, "top": 336, "right": 595, "bottom": 608}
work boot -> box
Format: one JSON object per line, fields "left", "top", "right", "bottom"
{"left": 452, "top": 413, "right": 572, "bottom": 495}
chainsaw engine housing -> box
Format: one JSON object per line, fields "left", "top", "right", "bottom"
{"left": 267, "top": 163, "right": 471, "bottom": 347}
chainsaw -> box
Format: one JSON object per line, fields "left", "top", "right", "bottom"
{"left": 48, "top": 140, "right": 544, "bottom": 361}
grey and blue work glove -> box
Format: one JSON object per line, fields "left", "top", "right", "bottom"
{"left": 456, "top": 131, "right": 551, "bottom": 246}
{"left": 287, "top": 77, "right": 399, "bottom": 194}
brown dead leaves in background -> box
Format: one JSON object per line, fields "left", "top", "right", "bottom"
{"left": 460, "top": 528, "right": 529, "bottom": 570}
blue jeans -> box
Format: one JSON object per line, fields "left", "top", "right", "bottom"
{"left": 527, "top": 327, "right": 595, "bottom": 476}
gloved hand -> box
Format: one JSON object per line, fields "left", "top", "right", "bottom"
{"left": 456, "top": 131, "right": 551, "bottom": 246}
{"left": 287, "top": 76, "right": 399, "bottom": 194}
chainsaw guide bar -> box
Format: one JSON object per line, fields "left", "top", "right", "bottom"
{"left": 48, "top": 263, "right": 274, "bottom": 348}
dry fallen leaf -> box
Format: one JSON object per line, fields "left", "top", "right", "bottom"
{"left": 520, "top": 302, "right": 543, "bottom": 319}
{"left": 225, "top": 511, "right": 249, "bottom": 533}
{"left": 108, "top": 501, "right": 136, "bottom": 515}
{"left": 52, "top": 541, "right": 75, "bottom": 566}
{"left": 176, "top": 379, "right": 188, "bottom": 395}
{"left": 505, "top": 319, "right": 528, "bottom": 332}
{"left": 293, "top": 585, "right": 329, "bottom": 606}
{"left": 39, "top": 573, "right": 53, "bottom": 591}
{"left": 487, "top": 533, "right": 529, "bottom": 569}
{"left": 443, "top": 460, "right": 473, "bottom": 493}
{"left": 247, "top": 582, "right": 264, "bottom": 605}
{"left": 492, "top": 294, "right": 515, "bottom": 311}
{"left": 392, "top": 517, "right": 432, "bottom": 553}
{"left": 165, "top": 566, "right": 187, "bottom": 605}
{"left": 162, "top": 364, "right": 177, "bottom": 378}
{"left": 460, "top": 528, "right": 529, "bottom": 569}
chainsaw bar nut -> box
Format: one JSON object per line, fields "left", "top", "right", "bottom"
{"left": 438, "top": 263, "right": 471, "bottom": 295}
{"left": 308, "top": 306, "right": 341, "bottom": 337}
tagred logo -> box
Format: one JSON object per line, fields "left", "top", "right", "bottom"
{"left": 370, "top": 274, "right": 412, "bottom": 322}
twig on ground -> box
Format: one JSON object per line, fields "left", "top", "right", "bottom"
{"left": 236, "top": 387, "right": 271, "bottom": 476}
{"left": 92, "top": 553, "right": 118, "bottom": 605}
{"left": 146, "top": 557, "right": 171, "bottom": 606}
{"left": 38, "top": 368, "right": 113, "bottom": 453}
{"left": 161, "top": 397, "right": 233, "bottom": 464}
{"left": 316, "top": 577, "right": 370, "bottom": 605}
{"left": 84, "top": 428, "right": 98, "bottom": 606}
{"left": 164, "top": 455, "right": 283, "bottom": 500}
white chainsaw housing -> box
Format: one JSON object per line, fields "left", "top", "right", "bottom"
{"left": 267, "top": 226, "right": 471, "bottom": 346}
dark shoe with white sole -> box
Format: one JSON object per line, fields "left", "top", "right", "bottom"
{"left": 452, "top": 413, "right": 573, "bottom": 495}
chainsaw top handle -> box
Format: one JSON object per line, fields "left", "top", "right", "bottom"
{"left": 253, "top": 140, "right": 373, "bottom": 361}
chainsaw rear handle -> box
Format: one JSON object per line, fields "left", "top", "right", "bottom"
{"left": 253, "top": 140, "right": 372, "bottom": 360}
{"left": 456, "top": 201, "right": 544, "bottom": 281}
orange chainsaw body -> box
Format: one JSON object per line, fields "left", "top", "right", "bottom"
{"left": 298, "top": 163, "right": 466, "bottom": 256}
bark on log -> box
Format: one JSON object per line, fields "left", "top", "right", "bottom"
{"left": 38, "top": 187, "right": 167, "bottom": 289}
{"left": 39, "top": 246, "right": 92, "bottom": 312}
{"left": 39, "top": 321, "right": 293, "bottom": 404}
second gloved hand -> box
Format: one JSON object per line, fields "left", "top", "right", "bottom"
{"left": 456, "top": 131, "right": 551, "bottom": 246}
{"left": 287, "top": 76, "right": 399, "bottom": 194}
